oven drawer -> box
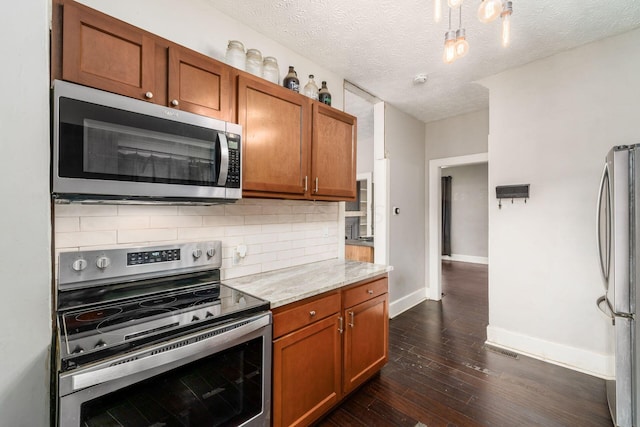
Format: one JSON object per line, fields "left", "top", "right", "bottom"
{"left": 342, "top": 277, "right": 388, "bottom": 308}
{"left": 273, "top": 292, "right": 340, "bottom": 339}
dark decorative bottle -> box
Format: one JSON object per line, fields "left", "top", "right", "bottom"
{"left": 318, "top": 81, "right": 332, "bottom": 106}
{"left": 283, "top": 66, "right": 300, "bottom": 93}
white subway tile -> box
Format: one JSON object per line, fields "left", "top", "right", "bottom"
{"left": 55, "top": 231, "right": 117, "bottom": 249}
{"left": 278, "top": 231, "right": 306, "bottom": 242}
{"left": 224, "top": 225, "right": 262, "bottom": 237}
{"left": 55, "top": 217, "right": 79, "bottom": 232}
{"left": 224, "top": 204, "right": 262, "bottom": 216}
{"left": 279, "top": 214, "right": 306, "bottom": 223}
{"left": 262, "top": 241, "right": 292, "bottom": 253}
{"left": 81, "top": 216, "right": 149, "bottom": 231}
{"left": 118, "top": 205, "right": 178, "bottom": 216}
{"left": 261, "top": 223, "right": 292, "bottom": 234}
{"left": 263, "top": 259, "right": 293, "bottom": 272}
{"left": 305, "top": 244, "right": 336, "bottom": 256}
{"left": 177, "top": 227, "right": 224, "bottom": 240}
{"left": 178, "top": 205, "right": 225, "bottom": 216}
{"left": 277, "top": 249, "right": 305, "bottom": 261}
{"left": 202, "top": 215, "right": 245, "bottom": 227}
{"left": 118, "top": 228, "right": 177, "bottom": 244}
{"left": 55, "top": 205, "right": 118, "bottom": 217}
{"left": 222, "top": 264, "right": 262, "bottom": 280}
{"left": 150, "top": 216, "right": 202, "bottom": 228}
{"left": 244, "top": 215, "right": 278, "bottom": 225}
{"left": 305, "top": 213, "right": 338, "bottom": 222}
{"left": 247, "top": 244, "right": 262, "bottom": 254}
{"left": 242, "top": 252, "right": 277, "bottom": 266}
{"left": 245, "top": 233, "right": 279, "bottom": 245}
{"left": 262, "top": 205, "right": 293, "bottom": 215}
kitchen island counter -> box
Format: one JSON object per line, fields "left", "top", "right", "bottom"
{"left": 224, "top": 259, "right": 391, "bottom": 309}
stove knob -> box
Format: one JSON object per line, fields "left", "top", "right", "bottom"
{"left": 192, "top": 249, "right": 203, "bottom": 259}
{"left": 72, "top": 258, "right": 88, "bottom": 272}
{"left": 207, "top": 248, "right": 216, "bottom": 258}
{"left": 72, "top": 345, "right": 84, "bottom": 354}
{"left": 96, "top": 256, "right": 111, "bottom": 270}
{"left": 94, "top": 340, "right": 107, "bottom": 349}
{"left": 192, "top": 315, "right": 200, "bottom": 322}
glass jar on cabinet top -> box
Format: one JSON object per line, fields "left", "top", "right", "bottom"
{"left": 224, "top": 40, "right": 246, "bottom": 70}
{"left": 246, "top": 49, "right": 263, "bottom": 77}
{"left": 262, "top": 56, "right": 279, "bottom": 84}
{"left": 302, "top": 75, "right": 319, "bottom": 100}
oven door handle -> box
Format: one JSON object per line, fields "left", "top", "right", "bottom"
{"left": 66, "top": 313, "right": 270, "bottom": 392}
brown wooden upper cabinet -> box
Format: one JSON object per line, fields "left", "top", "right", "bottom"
{"left": 237, "top": 74, "right": 310, "bottom": 199}
{"left": 236, "top": 72, "right": 357, "bottom": 201}
{"left": 311, "top": 103, "right": 357, "bottom": 200}
{"left": 53, "top": 0, "right": 232, "bottom": 121}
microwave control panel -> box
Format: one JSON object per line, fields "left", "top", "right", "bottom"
{"left": 226, "top": 133, "right": 241, "bottom": 188}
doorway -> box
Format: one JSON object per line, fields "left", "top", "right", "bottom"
{"left": 427, "top": 153, "right": 488, "bottom": 301}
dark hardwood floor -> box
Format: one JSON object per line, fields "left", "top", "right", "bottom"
{"left": 317, "top": 261, "right": 612, "bottom": 427}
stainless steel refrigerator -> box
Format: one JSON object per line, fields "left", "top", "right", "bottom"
{"left": 597, "top": 145, "right": 639, "bottom": 427}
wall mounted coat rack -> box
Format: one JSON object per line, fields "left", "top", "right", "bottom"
{"left": 496, "top": 184, "right": 530, "bottom": 209}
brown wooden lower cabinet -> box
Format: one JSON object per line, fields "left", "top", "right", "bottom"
{"left": 271, "top": 275, "right": 389, "bottom": 427}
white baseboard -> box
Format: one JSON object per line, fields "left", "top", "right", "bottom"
{"left": 389, "top": 288, "right": 428, "bottom": 319}
{"left": 441, "top": 254, "right": 488, "bottom": 265}
{"left": 486, "top": 325, "right": 613, "bottom": 379}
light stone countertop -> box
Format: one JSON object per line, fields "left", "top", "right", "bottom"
{"left": 224, "top": 259, "right": 392, "bottom": 309}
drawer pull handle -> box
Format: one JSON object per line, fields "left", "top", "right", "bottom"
{"left": 338, "top": 316, "right": 344, "bottom": 334}
{"left": 309, "top": 310, "right": 316, "bottom": 317}
{"left": 348, "top": 311, "right": 355, "bottom": 328}
{"left": 367, "top": 290, "right": 374, "bottom": 295}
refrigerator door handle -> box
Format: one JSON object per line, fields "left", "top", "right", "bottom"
{"left": 596, "top": 163, "right": 611, "bottom": 282}
{"left": 597, "top": 295, "right": 616, "bottom": 325}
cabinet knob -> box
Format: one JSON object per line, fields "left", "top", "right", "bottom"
{"left": 367, "top": 289, "right": 374, "bottom": 295}
{"left": 171, "top": 99, "right": 179, "bottom": 107}
{"left": 309, "top": 310, "right": 316, "bottom": 317}
{"left": 144, "top": 91, "right": 154, "bottom": 99}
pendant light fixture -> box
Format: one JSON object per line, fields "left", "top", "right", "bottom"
{"left": 477, "top": 0, "right": 502, "bottom": 23}
{"left": 454, "top": 6, "right": 469, "bottom": 59}
{"left": 443, "top": 8, "right": 457, "bottom": 64}
{"left": 501, "top": 1, "right": 513, "bottom": 47}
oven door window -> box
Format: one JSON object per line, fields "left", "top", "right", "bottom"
{"left": 80, "top": 337, "right": 263, "bottom": 427}
{"left": 58, "top": 97, "right": 221, "bottom": 187}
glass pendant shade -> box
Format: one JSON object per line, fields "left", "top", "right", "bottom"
{"left": 501, "top": 1, "right": 513, "bottom": 47}
{"left": 477, "top": 0, "right": 502, "bottom": 23}
{"left": 455, "top": 29, "right": 469, "bottom": 58}
{"left": 448, "top": 0, "right": 464, "bottom": 8}
{"left": 434, "top": 0, "right": 442, "bottom": 22}
{"left": 443, "top": 30, "right": 457, "bottom": 64}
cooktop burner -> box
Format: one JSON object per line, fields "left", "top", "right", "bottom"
{"left": 56, "top": 241, "right": 270, "bottom": 371}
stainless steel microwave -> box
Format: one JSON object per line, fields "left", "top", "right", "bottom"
{"left": 52, "top": 80, "right": 241, "bottom": 203}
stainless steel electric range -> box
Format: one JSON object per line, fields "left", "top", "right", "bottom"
{"left": 53, "top": 241, "right": 271, "bottom": 427}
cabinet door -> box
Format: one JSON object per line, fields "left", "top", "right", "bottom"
{"left": 168, "top": 47, "right": 231, "bottom": 121}
{"left": 61, "top": 1, "right": 155, "bottom": 100}
{"left": 238, "top": 75, "right": 310, "bottom": 198}
{"left": 311, "top": 103, "right": 357, "bottom": 200}
{"left": 343, "top": 293, "right": 389, "bottom": 394}
{"left": 273, "top": 314, "right": 342, "bottom": 427}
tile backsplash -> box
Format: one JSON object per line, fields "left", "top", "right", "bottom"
{"left": 54, "top": 199, "right": 340, "bottom": 279}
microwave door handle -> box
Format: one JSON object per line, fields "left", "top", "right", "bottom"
{"left": 217, "top": 133, "right": 229, "bottom": 185}
{"left": 596, "top": 163, "right": 610, "bottom": 281}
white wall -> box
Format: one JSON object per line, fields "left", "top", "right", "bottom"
{"left": 443, "top": 163, "right": 488, "bottom": 262}
{"left": 482, "top": 28, "right": 640, "bottom": 377}
{"left": 385, "top": 104, "right": 427, "bottom": 316}
{"left": 0, "top": 1, "right": 51, "bottom": 426}
{"left": 76, "top": 0, "right": 344, "bottom": 110}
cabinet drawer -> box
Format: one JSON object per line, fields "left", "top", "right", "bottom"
{"left": 273, "top": 292, "right": 340, "bottom": 339}
{"left": 342, "top": 277, "right": 388, "bottom": 308}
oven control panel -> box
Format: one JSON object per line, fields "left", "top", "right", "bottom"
{"left": 127, "top": 249, "right": 181, "bottom": 265}
{"left": 58, "top": 241, "right": 222, "bottom": 290}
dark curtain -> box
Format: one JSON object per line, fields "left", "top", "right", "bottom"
{"left": 442, "top": 176, "right": 452, "bottom": 256}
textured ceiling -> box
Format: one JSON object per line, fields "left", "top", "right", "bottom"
{"left": 208, "top": 0, "right": 640, "bottom": 123}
